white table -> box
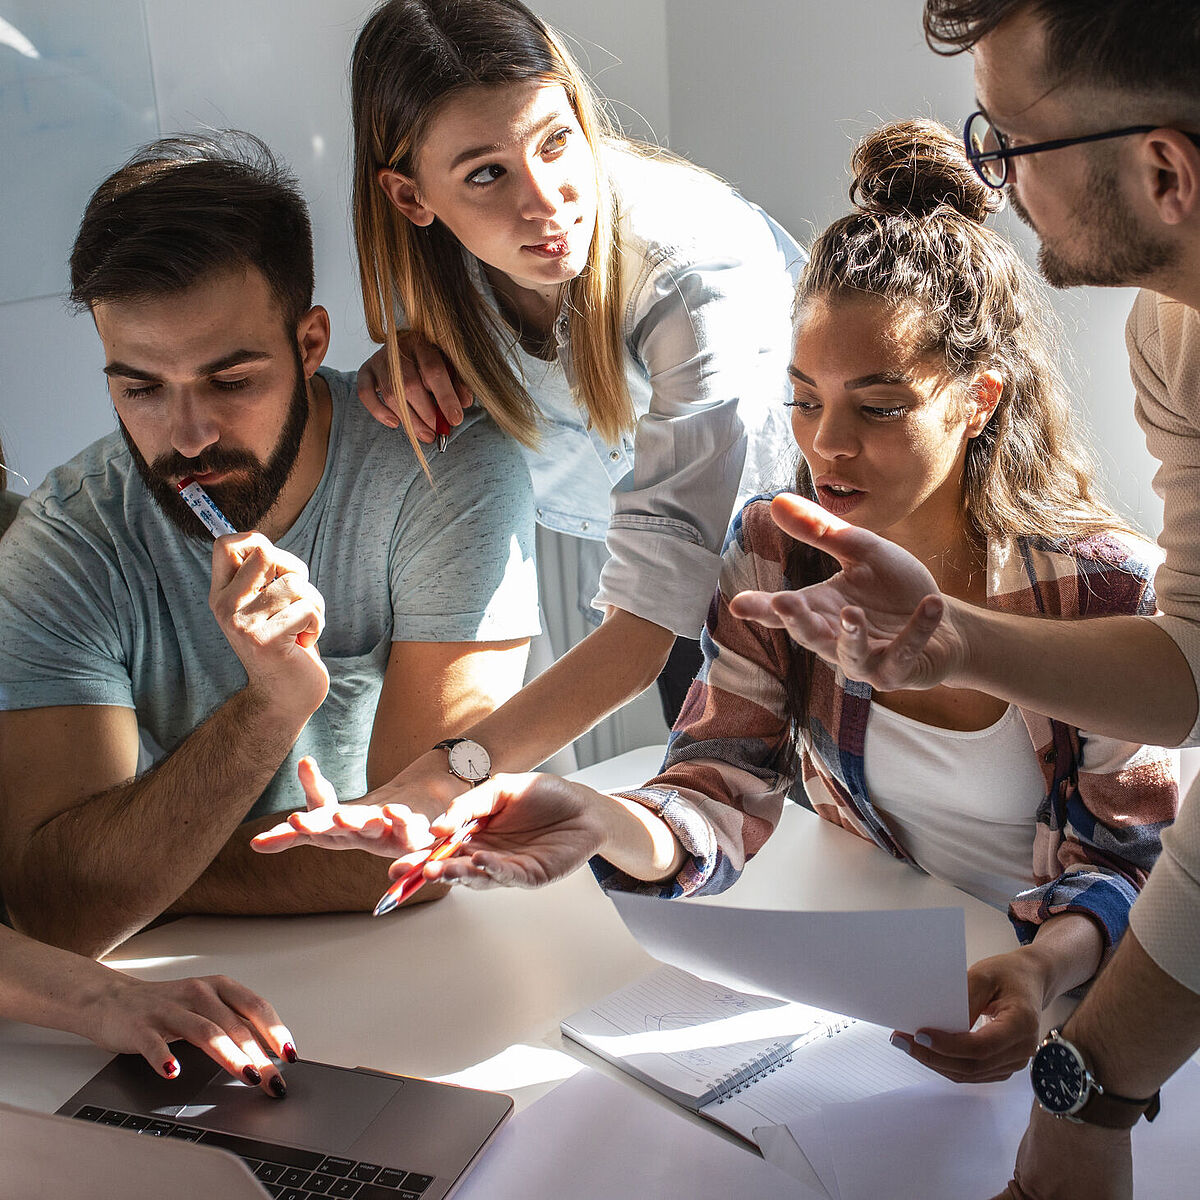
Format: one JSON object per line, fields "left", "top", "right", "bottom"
{"left": 0, "top": 745, "right": 1036, "bottom": 1192}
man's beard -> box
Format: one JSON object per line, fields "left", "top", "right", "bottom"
{"left": 1007, "top": 159, "right": 1173, "bottom": 289}
{"left": 122, "top": 353, "right": 311, "bottom": 539}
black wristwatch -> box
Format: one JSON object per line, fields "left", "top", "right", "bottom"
{"left": 433, "top": 738, "right": 492, "bottom": 785}
{"left": 1030, "top": 1028, "right": 1161, "bottom": 1129}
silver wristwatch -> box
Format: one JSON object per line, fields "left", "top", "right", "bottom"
{"left": 433, "top": 737, "right": 492, "bottom": 785}
{"left": 1030, "top": 1028, "right": 1160, "bottom": 1129}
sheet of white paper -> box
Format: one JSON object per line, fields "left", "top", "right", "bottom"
{"left": 610, "top": 892, "right": 969, "bottom": 1033}
{"left": 813, "top": 1061, "right": 1200, "bottom": 1200}
{"left": 753, "top": 1124, "right": 835, "bottom": 1199}
{"left": 452, "top": 1067, "right": 826, "bottom": 1200}
{"left": 765, "top": 1109, "right": 841, "bottom": 1199}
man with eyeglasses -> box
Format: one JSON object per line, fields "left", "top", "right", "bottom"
{"left": 731, "top": 3, "right": 1200, "bottom": 1197}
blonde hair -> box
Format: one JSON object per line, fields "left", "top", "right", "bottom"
{"left": 351, "top": 0, "right": 633, "bottom": 455}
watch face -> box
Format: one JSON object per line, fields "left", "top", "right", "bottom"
{"left": 447, "top": 739, "right": 491, "bottom": 783}
{"left": 1032, "top": 1041, "right": 1088, "bottom": 1114}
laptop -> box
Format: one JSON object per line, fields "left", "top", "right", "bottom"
{"left": 1, "top": 1099, "right": 274, "bottom": 1200}
{"left": 35, "top": 1041, "right": 512, "bottom": 1200}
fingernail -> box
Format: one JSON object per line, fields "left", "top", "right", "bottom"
{"left": 242, "top": 1065, "right": 262, "bottom": 1086}
{"left": 269, "top": 1075, "right": 288, "bottom": 1099}
{"left": 283, "top": 1042, "right": 298, "bottom": 1064}
{"left": 164, "top": 1059, "right": 180, "bottom": 1077}
{"left": 889, "top": 1033, "right": 910, "bottom": 1055}
{"left": 915, "top": 1033, "right": 933, "bottom": 1049}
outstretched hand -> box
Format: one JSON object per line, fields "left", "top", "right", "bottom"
{"left": 250, "top": 757, "right": 435, "bottom": 861}
{"left": 419, "top": 773, "right": 608, "bottom": 889}
{"left": 250, "top": 764, "right": 608, "bottom": 891}
{"left": 728, "top": 494, "right": 965, "bottom": 692}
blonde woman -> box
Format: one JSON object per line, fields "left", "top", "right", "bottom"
{"left": 345, "top": 0, "right": 802, "bottom": 797}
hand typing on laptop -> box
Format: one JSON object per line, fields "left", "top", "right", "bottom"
{"left": 0, "top": 925, "right": 294, "bottom": 1096}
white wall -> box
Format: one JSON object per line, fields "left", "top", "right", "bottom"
{"left": 0, "top": 0, "right": 670, "bottom": 492}
{"left": 663, "top": 0, "right": 1161, "bottom": 536}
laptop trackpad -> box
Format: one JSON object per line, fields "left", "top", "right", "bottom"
{"left": 179, "top": 1061, "right": 400, "bottom": 1152}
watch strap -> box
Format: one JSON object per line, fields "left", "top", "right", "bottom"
{"left": 1075, "top": 1086, "right": 1161, "bottom": 1130}
{"left": 1034, "top": 1029, "right": 1161, "bottom": 1129}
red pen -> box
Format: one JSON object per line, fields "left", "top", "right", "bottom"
{"left": 433, "top": 409, "right": 452, "bottom": 453}
{"left": 372, "top": 817, "right": 486, "bottom": 916}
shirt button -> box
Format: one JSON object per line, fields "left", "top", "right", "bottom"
{"left": 581, "top": 521, "right": 590, "bottom": 531}
{"left": 536, "top": 508, "right": 544, "bottom": 518}
{"left": 610, "top": 450, "right": 620, "bottom": 461}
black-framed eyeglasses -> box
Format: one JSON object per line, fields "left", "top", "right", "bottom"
{"left": 963, "top": 110, "right": 1200, "bottom": 189}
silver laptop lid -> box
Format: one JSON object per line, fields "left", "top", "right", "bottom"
{"left": 0, "top": 1100, "right": 269, "bottom": 1200}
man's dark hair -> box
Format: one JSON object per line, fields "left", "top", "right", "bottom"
{"left": 923, "top": 1, "right": 1200, "bottom": 98}
{"left": 70, "top": 131, "right": 314, "bottom": 329}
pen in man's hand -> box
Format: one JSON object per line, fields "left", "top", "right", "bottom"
{"left": 373, "top": 817, "right": 487, "bottom": 916}
{"left": 177, "top": 476, "right": 237, "bottom": 538}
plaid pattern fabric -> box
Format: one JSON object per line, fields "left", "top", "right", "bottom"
{"left": 594, "top": 494, "right": 1178, "bottom": 955}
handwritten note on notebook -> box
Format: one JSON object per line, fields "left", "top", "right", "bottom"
{"left": 561, "top": 964, "right": 934, "bottom": 1145}
{"left": 609, "top": 892, "right": 969, "bottom": 1034}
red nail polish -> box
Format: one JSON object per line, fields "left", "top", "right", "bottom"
{"left": 283, "top": 1042, "right": 298, "bottom": 1064}
{"left": 269, "top": 1075, "right": 288, "bottom": 1099}
{"left": 164, "top": 1060, "right": 179, "bottom": 1077}
{"left": 242, "top": 1065, "right": 262, "bottom": 1086}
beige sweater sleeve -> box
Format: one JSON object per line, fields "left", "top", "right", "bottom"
{"left": 1128, "top": 289, "right": 1200, "bottom": 745}
{"left": 1126, "top": 289, "right": 1200, "bottom": 991}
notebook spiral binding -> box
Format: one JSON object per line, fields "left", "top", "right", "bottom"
{"left": 710, "top": 1039, "right": 796, "bottom": 1104}
{"left": 710, "top": 1017, "right": 858, "bottom": 1104}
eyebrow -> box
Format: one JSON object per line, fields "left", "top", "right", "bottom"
{"left": 103, "top": 349, "right": 272, "bottom": 381}
{"left": 448, "top": 111, "right": 569, "bottom": 171}
{"left": 788, "top": 366, "right": 914, "bottom": 390}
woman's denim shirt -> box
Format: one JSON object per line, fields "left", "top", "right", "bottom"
{"left": 480, "top": 147, "right": 806, "bottom": 638}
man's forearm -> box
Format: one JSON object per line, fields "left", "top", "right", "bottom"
{"left": 7, "top": 689, "right": 307, "bottom": 956}
{"left": 171, "top": 810, "right": 447, "bottom": 915}
{"left": 1063, "top": 933, "right": 1200, "bottom": 1099}
{"left": 950, "top": 607, "right": 1197, "bottom": 746}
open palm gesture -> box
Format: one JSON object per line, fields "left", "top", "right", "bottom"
{"left": 252, "top": 763, "right": 609, "bottom": 891}
{"left": 420, "top": 774, "right": 608, "bottom": 889}
{"left": 729, "top": 494, "right": 968, "bottom": 691}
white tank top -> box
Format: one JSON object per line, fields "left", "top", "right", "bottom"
{"left": 861, "top": 701, "right": 1044, "bottom": 911}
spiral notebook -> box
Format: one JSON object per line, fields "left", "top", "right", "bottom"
{"left": 561, "top": 963, "right": 931, "bottom": 1144}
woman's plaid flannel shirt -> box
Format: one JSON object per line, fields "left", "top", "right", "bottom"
{"left": 594, "top": 495, "right": 1179, "bottom": 957}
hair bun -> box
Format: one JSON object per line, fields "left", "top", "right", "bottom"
{"left": 849, "top": 118, "right": 1001, "bottom": 223}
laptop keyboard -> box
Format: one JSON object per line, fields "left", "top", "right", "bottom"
{"left": 70, "top": 1105, "right": 435, "bottom": 1199}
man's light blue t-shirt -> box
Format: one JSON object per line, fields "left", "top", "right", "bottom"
{"left": 0, "top": 367, "right": 540, "bottom": 820}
